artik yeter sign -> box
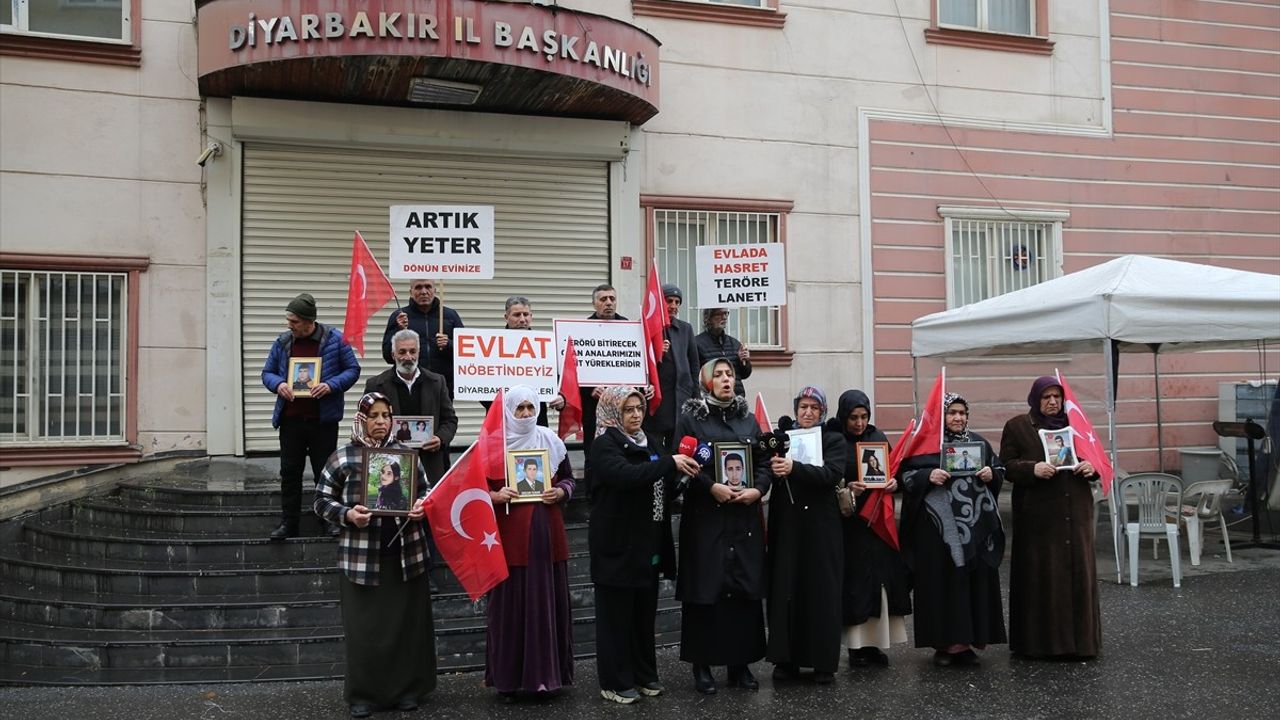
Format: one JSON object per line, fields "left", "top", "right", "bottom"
{"left": 389, "top": 205, "right": 494, "bottom": 279}
{"left": 695, "top": 243, "right": 787, "bottom": 308}
{"left": 453, "top": 329, "right": 559, "bottom": 401}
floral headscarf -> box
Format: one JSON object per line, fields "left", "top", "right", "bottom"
{"left": 698, "top": 357, "right": 738, "bottom": 406}
{"left": 351, "top": 392, "right": 394, "bottom": 447}
{"left": 595, "top": 386, "right": 648, "bottom": 446}
{"left": 793, "top": 386, "right": 828, "bottom": 423}
{"left": 504, "top": 385, "right": 567, "bottom": 469}
{"left": 942, "top": 392, "right": 971, "bottom": 442}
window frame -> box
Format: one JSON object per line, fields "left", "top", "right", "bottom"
{"left": 642, "top": 194, "right": 794, "bottom": 365}
{"left": 0, "top": 0, "right": 141, "bottom": 67}
{"left": 938, "top": 206, "right": 1068, "bottom": 309}
{"left": 0, "top": 253, "right": 147, "bottom": 466}
{"left": 632, "top": 0, "right": 786, "bottom": 29}
{"left": 926, "top": 0, "right": 1053, "bottom": 55}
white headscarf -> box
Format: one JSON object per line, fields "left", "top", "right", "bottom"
{"left": 503, "top": 385, "right": 568, "bottom": 470}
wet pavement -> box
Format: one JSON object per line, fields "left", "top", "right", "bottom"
{"left": 2, "top": 544, "right": 1277, "bottom": 720}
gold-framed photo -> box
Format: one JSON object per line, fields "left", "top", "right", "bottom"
{"left": 359, "top": 447, "right": 419, "bottom": 517}
{"left": 714, "top": 442, "right": 753, "bottom": 489}
{"left": 287, "top": 357, "right": 322, "bottom": 398}
{"left": 506, "top": 448, "right": 551, "bottom": 503}
{"left": 855, "top": 441, "right": 890, "bottom": 488}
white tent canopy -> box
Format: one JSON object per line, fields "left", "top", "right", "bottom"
{"left": 911, "top": 255, "right": 1280, "bottom": 359}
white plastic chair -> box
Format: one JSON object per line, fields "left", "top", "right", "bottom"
{"left": 1117, "top": 473, "right": 1183, "bottom": 588}
{"left": 1173, "top": 479, "right": 1234, "bottom": 566}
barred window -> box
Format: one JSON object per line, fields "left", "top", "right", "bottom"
{"left": 0, "top": 270, "right": 127, "bottom": 444}
{"left": 939, "top": 0, "right": 1034, "bottom": 36}
{"left": 652, "top": 206, "right": 784, "bottom": 349}
{"left": 940, "top": 207, "right": 1066, "bottom": 307}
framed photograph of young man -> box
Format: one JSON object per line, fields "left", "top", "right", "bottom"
{"left": 1038, "top": 429, "right": 1079, "bottom": 470}
{"left": 287, "top": 357, "right": 322, "bottom": 398}
{"left": 506, "top": 448, "right": 551, "bottom": 503}
{"left": 942, "top": 441, "right": 984, "bottom": 477}
{"left": 714, "top": 443, "right": 753, "bottom": 490}
{"left": 395, "top": 415, "right": 435, "bottom": 449}
{"left": 786, "top": 427, "right": 823, "bottom": 467}
{"left": 359, "top": 448, "right": 419, "bottom": 517}
{"left": 855, "top": 442, "right": 890, "bottom": 488}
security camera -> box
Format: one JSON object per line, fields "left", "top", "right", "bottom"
{"left": 196, "top": 142, "right": 222, "bottom": 167}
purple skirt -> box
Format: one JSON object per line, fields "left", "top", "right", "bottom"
{"left": 484, "top": 507, "right": 575, "bottom": 693}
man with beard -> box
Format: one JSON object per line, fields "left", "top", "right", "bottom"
{"left": 380, "top": 279, "right": 464, "bottom": 397}
{"left": 642, "top": 284, "right": 701, "bottom": 449}
{"left": 695, "top": 308, "right": 752, "bottom": 397}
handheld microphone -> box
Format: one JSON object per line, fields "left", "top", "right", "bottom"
{"left": 676, "top": 437, "right": 713, "bottom": 489}
{"left": 678, "top": 435, "right": 698, "bottom": 458}
{"left": 756, "top": 428, "right": 791, "bottom": 459}
{"left": 778, "top": 416, "right": 795, "bottom": 432}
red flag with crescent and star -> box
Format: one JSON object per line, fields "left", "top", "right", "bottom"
{"left": 557, "top": 338, "right": 584, "bottom": 440}
{"left": 1057, "top": 370, "right": 1115, "bottom": 496}
{"left": 341, "top": 230, "right": 396, "bottom": 357}
{"left": 868, "top": 369, "right": 946, "bottom": 551}
{"left": 423, "top": 390, "right": 508, "bottom": 601}
{"left": 641, "top": 259, "right": 669, "bottom": 414}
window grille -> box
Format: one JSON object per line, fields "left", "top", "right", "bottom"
{"left": 944, "top": 215, "right": 1061, "bottom": 307}
{"left": 0, "top": 270, "right": 127, "bottom": 444}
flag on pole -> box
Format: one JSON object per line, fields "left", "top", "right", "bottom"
{"left": 557, "top": 338, "right": 584, "bottom": 440}
{"left": 423, "top": 390, "right": 508, "bottom": 601}
{"left": 640, "top": 259, "right": 669, "bottom": 414}
{"left": 753, "top": 392, "right": 772, "bottom": 433}
{"left": 341, "top": 231, "right": 396, "bottom": 357}
{"left": 867, "top": 369, "right": 946, "bottom": 551}
{"left": 1058, "top": 370, "right": 1115, "bottom": 496}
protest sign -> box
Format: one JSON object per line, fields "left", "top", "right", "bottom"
{"left": 453, "top": 329, "right": 558, "bottom": 401}
{"left": 695, "top": 242, "right": 786, "bottom": 308}
{"left": 553, "top": 320, "right": 647, "bottom": 387}
{"left": 389, "top": 205, "right": 494, "bottom": 279}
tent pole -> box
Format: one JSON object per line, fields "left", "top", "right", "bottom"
{"left": 1151, "top": 344, "right": 1164, "bottom": 472}
{"left": 911, "top": 356, "right": 920, "bottom": 416}
{"left": 1105, "top": 338, "right": 1123, "bottom": 584}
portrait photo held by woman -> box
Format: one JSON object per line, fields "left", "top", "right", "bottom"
{"left": 484, "top": 386, "right": 577, "bottom": 701}
{"left": 1000, "top": 376, "right": 1101, "bottom": 660}
{"left": 366, "top": 453, "right": 411, "bottom": 513}
{"left": 899, "top": 392, "right": 1006, "bottom": 667}
{"left": 588, "top": 386, "right": 700, "bottom": 704}
{"left": 312, "top": 392, "right": 435, "bottom": 718}
{"left": 673, "top": 358, "right": 771, "bottom": 695}
{"left": 765, "top": 387, "right": 846, "bottom": 684}
{"left": 831, "top": 390, "right": 912, "bottom": 668}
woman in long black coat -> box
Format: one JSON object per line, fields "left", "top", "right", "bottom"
{"left": 899, "top": 392, "right": 1007, "bottom": 667}
{"left": 832, "top": 390, "right": 912, "bottom": 668}
{"left": 674, "top": 358, "right": 771, "bottom": 695}
{"left": 589, "top": 387, "right": 702, "bottom": 705}
{"left": 765, "top": 387, "right": 846, "bottom": 684}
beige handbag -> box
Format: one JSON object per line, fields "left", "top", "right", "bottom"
{"left": 836, "top": 486, "right": 855, "bottom": 517}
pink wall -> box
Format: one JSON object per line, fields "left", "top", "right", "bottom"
{"left": 869, "top": 0, "right": 1280, "bottom": 472}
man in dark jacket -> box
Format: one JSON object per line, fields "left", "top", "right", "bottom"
{"left": 580, "top": 284, "right": 630, "bottom": 490}
{"left": 380, "top": 278, "right": 464, "bottom": 397}
{"left": 478, "top": 295, "right": 566, "bottom": 426}
{"left": 642, "top": 284, "right": 700, "bottom": 449}
{"left": 261, "top": 293, "right": 361, "bottom": 540}
{"left": 364, "top": 329, "right": 459, "bottom": 485}
{"left": 694, "top": 308, "right": 753, "bottom": 397}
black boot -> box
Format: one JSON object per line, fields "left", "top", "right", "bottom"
{"left": 692, "top": 665, "right": 716, "bottom": 695}
{"left": 269, "top": 521, "right": 298, "bottom": 541}
{"left": 727, "top": 665, "right": 758, "bottom": 690}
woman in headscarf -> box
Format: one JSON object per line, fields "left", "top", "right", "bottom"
{"left": 766, "top": 387, "right": 846, "bottom": 684}
{"left": 484, "top": 386, "right": 576, "bottom": 701}
{"left": 589, "top": 386, "right": 701, "bottom": 705}
{"left": 313, "top": 392, "right": 434, "bottom": 718}
{"left": 673, "top": 358, "right": 771, "bottom": 694}
{"left": 1000, "top": 376, "right": 1101, "bottom": 659}
{"left": 899, "top": 392, "right": 1006, "bottom": 667}
{"left": 831, "top": 390, "right": 911, "bottom": 669}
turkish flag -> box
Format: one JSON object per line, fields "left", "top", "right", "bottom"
{"left": 423, "top": 391, "right": 508, "bottom": 601}
{"left": 1058, "top": 371, "right": 1115, "bottom": 496}
{"left": 557, "top": 338, "right": 584, "bottom": 440}
{"left": 341, "top": 231, "right": 396, "bottom": 357}
{"left": 641, "top": 260, "right": 669, "bottom": 414}
{"left": 867, "top": 369, "right": 946, "bottom": 551}
{"left": 753, "top": 392, "right": 772, "bottom": 433}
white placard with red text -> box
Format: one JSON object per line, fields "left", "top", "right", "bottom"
{"left": 453, "top": 329, "right": 557, "bottom": 401}
{"left": 389, "top": 205, "right": 494, "bottom": 279}
{"left": 553, "top": 320, "right": 647, "bottom": 387}
{"left": 695, "top": 242, "right": 787, "bottom": 308}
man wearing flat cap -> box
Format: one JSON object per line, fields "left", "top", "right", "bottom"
{"left": 642, "top": 283, "right": 701, "bottom": 449}
{"left": 261, "top": 293, "right": 361, "bottom": 540}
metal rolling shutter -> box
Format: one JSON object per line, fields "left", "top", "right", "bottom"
{"left": 242, "top": 144, "right": 609, "bottom": 452}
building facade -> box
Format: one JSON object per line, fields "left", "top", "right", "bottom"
{"left": 2, "top": 0, "right": 1276, "bottom": 482}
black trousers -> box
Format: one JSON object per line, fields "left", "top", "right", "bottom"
{"left": 278, "top": 418, "right": 338, "bottom": 525}
{"left": 593, "top": 574, "right": 660, "bottom": 692}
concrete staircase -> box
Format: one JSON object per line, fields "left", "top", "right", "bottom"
{"left": 0, "top": 459, "right": 680, "bottom": 685}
